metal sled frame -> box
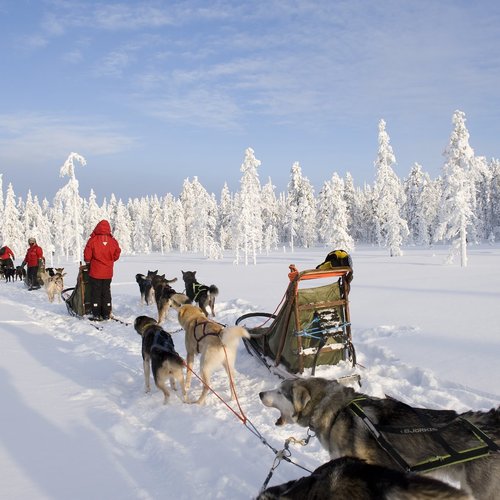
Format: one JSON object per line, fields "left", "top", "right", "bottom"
{"left": 237, "top": 265, "right": 354, "bottom": 375}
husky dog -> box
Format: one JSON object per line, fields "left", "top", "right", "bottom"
{"left": 3, "top": 264, "right": 15, "bottom": 282}
{"left": 259, "top": 377, "right": 500, "bottom": 500}
{"left": 40, "top": 268, "right": 66, "bottom": 303}
{"left": 135, "top": 270, "right": 158, "bottom": 305}
{"left": 15, "top": 265, "right": 26, "bottom": 281}
{"left": 172, "top": 303, "right": 249, "bottom": 404}
{"left": 181, "top": 270, "right": 219, "bottom": 317}
{"left": 134, "top": 315, "right": 186, "bottom": 404}
{"left": 151, "top": 274, "right": 184, "bottom": 323}
{"left": 258, "top": 456, "right": 472, "bottom": 500}
{"left": 45, "top": 267, "right": 65, "bottom": 278}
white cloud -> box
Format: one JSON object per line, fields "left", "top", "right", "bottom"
{"left": 62, "top": 49, "right": 83, "bottom": 64}
{"left": 0, "top": 113, "right": 137, "bottom": 164}
{"left": 7, "top": 1, "right": 500, "bottom": 137}
{"left": 137, "top": 88, "right": 242, "bottom": 130}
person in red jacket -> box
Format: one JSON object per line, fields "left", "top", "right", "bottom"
{"left": 22, "top": 238, "right": 45, "bottom": 290}
{"left": 0, "top": 244, "right": 15, "bottom": 267}
{"left": 83, "top": 220, "right": 121, "bottom": 321}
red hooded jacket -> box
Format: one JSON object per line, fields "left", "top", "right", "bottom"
{"left": 0, "top": 245, "right": 15, "bottom": 261}
{"left": 24, "top": 242, "right": 44, "bottom": 267}
{"left": 83, "top": 220, "right": 121, "bottom": 279}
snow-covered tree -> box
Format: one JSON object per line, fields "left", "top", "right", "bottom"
{"left": 84, "top": 189, "right": 105, "bottom": 237}
{"left": 162, "top": 194, "right": 176, "bottom": 253}
{"left": 285, "top": 162, "right": 317, "bottom": 249}
{"left": 32, "top": 195, "right": 54, "bottom": 266}
{"left": 129, "top": 197, "right": 152, "bottom": 254}
{"left": 180, "top": 177, "right": 217, "bottom": 256}
{"left": 113, "top": 199, "right": 133, "bottom": 254}
{"left": 233, "top": 148, "right": 263, "bottom": 265}
{"left": 435, "top": 110, "right": 475, "bottom": 267}
{"left": 2, "top": 183, "right": 24, "bottom": 257}
{"left": 343, "top": 172, "right": 356, "bottom": 238}
{"left": 55, "top": 152, "right": 86, "bottom": 261}
{"left": 490, "top": 158, "right": 500, "bottom": 240}
{"left": 50, "top": 195, "right": 66, "bottom": 258}
{"left": 150, "top": 195, "right": 170, "bottom": 253}
{"left": 317, "top": 173, "right": 354, "bottom": 252}
{"left": 22, "top": 190, "right": 36, "bottom": 237}
{"left": 261, "top": 178, "right": 280, "bottom": 254}
{"left": 0, "top": 174, "right": 4, "bottom": 239}
{"left": 106, "top": 194, "right": 118, "bottom": 229}
{"left": 276, "top": 192, "right": 287, "bottom": 245}
{"left": 179, "top": 178, "right": 197, "bottom": 252}
{"left": 420, "top": 176, "right": 441, "bottom": 246}
{"left": 217, "top": 183, "right": 233, "bottom": 251}
{"left": 172, "top": 199, "right": 187, "bottom": 253}
{"left": 404, "top": 163, "right": 437, "bottom": 245}
{"left": 469, "top": 156, "right": 493, "bottom": 241}
{"left": 372, "top": 119, "right": 409, "bottom": 256}
{"left": 358, "top": 184, "right": 376, "bottom": 244}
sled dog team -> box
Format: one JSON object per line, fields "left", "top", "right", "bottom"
{"left": 131, "top": 268, "right": 500, "bottom": 500}
{"left": 134, "top": 268, "right": 248, "bottom": 405}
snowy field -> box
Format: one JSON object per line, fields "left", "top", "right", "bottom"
{"left": 1, "top": 245, "right": 499, "bottom": 499}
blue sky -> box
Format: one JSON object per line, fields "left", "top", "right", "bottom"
{"left": 1, "top": 0, "right": 499, "bottom": 202}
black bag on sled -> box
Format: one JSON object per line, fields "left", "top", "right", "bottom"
{"left": 316, "top": 249, "right": 353, "bottom": 282}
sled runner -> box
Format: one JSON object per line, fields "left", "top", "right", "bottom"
{"left": 236, "top": 251, "right": 355, "bottom": 375}
{"left": 62, "top": 263, "right": 91, "bottom": 317}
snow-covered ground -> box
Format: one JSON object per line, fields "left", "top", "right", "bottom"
{"left": 1, "top": 245, "right": 499, "bottom": 499}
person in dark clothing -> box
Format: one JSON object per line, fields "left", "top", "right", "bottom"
{"left": 83, "top": 220, "right": 121, "bottom": 321}
{"left": 22, "top": 238, "right": 45, "bottom": 290}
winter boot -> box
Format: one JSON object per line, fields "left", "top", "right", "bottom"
{"left": 90, "top": 303, "right": 102, "bottom": 321}
{"left": 102, "top": 303, "right": 112, "bottom": 321}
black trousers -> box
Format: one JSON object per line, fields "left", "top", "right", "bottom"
{"left": 27, "top": 266, "right": 39, "bottom": 287}
{"left": 89, "top": 276, "right": 112, "bottom": 319}
{"left": 1, "top": 258, "right": 14, "bottom": 268}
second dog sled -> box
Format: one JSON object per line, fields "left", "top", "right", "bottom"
{"left": 236, "top": 251, "right": 355, "bottom": 375}
{"left": 62, "top": 263, "right": 91, "bottom": 317}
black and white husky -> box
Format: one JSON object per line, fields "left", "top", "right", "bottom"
{"left": 181, "top": 270, "right": 219, "bottom": 317}
{"left": 134, "top": 315, "right": 186, "bottom": 404}
{"left": 135, "top": 270, "right": 158, "bottom": 305}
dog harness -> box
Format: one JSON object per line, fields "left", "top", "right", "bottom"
{"left": 193, "top": 319, "right": 224, "bottom": 353}
{"left": 151, "top": 328, "right": 177, "bottom": 355}
{"left": 343, "top": 397, "right": 499, "bottom": 473}
{"left": 192, "top": 282, "right": 210, "bottom": 302}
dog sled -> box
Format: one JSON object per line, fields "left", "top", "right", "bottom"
{"left": 236, "top": 250, "right": 355, "bottom": 375}
{"left": 23, "top": 259, "right": 46, "bottom": 289}
{"left": 62, "top": 264, "right": 91, "bottom": 317}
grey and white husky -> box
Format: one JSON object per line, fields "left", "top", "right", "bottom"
{"left": 260, "top": 377, "right": 500, "bottom": 500}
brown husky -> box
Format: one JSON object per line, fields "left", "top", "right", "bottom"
{"left": 172, "top": 303, "right": 249, "bottom": 404}
{"left": 151, "top": 274, "right": 190, "bottom": 323}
